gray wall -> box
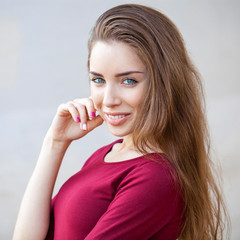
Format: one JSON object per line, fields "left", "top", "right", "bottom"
{"left": 0, "top": 0, "right": 239, "bottom": 239}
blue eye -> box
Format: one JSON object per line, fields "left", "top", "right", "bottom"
{"left": 91, "top": 78, "right": 105, "bottom": 84}
{"left": 123, "top": 78, "right": 137, "bottom": 85}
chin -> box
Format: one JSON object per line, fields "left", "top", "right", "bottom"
{"left": 107, "top": 126, "right": 131, "bottom": 138}
{"left": 109, "top": 131, "right": 127, "bottom": 137}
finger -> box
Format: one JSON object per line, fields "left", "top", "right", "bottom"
{"left": 86, "top": 115, "right": 104, "bottom": 132}
{"left": 74, "top": 98, "right": 96, "bottom": 119}
{"left": 72, "top": 102, "right": 89, "bottom": 130}
{"left": 57, "top": 102, "right": 80, "bottom": 122}
{"left": 87, "top": 96, "right": 96, "bottom": 118}
{"left": 85, "top": 98, "right": 96, "bottom": 119}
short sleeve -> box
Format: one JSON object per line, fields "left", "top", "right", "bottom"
{"left": 84, "top": 161, "right": 184, "bottom": 240}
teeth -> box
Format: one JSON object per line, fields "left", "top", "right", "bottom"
{"left": 108, "top": 114, "right": 125, "bottom": 119}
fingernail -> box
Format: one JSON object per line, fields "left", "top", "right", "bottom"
{"left": 76, "top": 116, "right": 80, "bottom": 122}
{"left": 91, "top": 112, "right": 96, "bottom": 117}
{"left": 82, "top": 123, "right": 87, "bottom": 130}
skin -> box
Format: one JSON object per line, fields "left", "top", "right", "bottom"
{"left": 13, "top": 41, "right": 148, "bottom": 239}
{"left": 89, "top": 41, "right": 148, "bottom": 156}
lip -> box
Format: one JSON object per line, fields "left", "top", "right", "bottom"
{"left": 104, "top": 112, "right": 131, "bottom": 126}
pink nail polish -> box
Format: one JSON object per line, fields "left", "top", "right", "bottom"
{"left": 76, "top": 116, "right": 80, "bottom": 122}
{"left": 91, "top": 112, "right": 96, "bottom": 117}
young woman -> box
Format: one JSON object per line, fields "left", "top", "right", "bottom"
{"left": 13, "top": 4, "right": 229, "bottom": 240}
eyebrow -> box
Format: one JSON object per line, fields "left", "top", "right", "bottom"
{"left": 89, "top": 71, "right": 144, "bottom": 77}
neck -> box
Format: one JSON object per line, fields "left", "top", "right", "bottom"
{"left": 119, "top": 135, "right": 136, "bottom": 152}
{"left": 121, "top": 135, "right": 163, "bottom": 154}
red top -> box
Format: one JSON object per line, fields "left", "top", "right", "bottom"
{"left": 46, "top": 139, "right": 184, "bottom": 240}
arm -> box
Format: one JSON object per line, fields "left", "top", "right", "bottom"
{"left": 13, "top": 98, "right": 103, "bottom": 240}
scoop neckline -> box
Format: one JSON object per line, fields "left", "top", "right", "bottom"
{"left": 102, "top": 139, "right": 159, "bottom": 164}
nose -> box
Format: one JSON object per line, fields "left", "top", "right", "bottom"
{"left": 103, "top": 84, "right": 121, "bottom": 107}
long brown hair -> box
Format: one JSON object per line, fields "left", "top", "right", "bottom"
{"left": 88, "top": 4, "right": 230, "bottom": 239}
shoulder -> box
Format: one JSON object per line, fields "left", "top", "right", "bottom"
{"left": 133, "top": 154, "right": 177, "bottom": 182}
{"left": 118, "top": 155, "right": 180, "bottom": 196}
{"left": 112, "top": 157, "right": 183, "bottom": 222}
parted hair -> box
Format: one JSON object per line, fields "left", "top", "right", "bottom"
{"left": 88, "top": 4, "right": 229, "bottom": 240}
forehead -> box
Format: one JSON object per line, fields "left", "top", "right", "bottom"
{"left": 89, "top": 41, "right": 146, "bottom": 73}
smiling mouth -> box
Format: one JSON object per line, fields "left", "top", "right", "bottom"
{"left": 105, "top": 113, "right": 130, "bottom": 126}
{"left": 108, "top": 114, "right": 126, "bottom": 119}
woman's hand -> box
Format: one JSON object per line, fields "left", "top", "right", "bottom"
{"left": 49, "top": 98, "right": 104, "bottom": 143}
{"left": 13, "top": 98, "right": 103, "bottom": 240}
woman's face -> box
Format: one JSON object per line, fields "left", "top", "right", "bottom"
{"left": 89, "top": 41, "right": 148, "bottom": 137}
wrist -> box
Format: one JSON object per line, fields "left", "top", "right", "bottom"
{"left": 44, "top": 130, "right": 72, "bottom": 152}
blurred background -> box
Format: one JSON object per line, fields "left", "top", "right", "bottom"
{"left": 0, "top": 0, "right": 239, "bottom": 239}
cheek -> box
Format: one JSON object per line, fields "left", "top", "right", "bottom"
{"left": 129, "top": 88, "right": 146, "bottom": 109}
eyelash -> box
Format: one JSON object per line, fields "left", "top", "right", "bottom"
{"left": 91, "top": 78, "right": 105, "bottom": 84}
{"left": 91, "top": 77, "right": 138, "bottom": 86}
{"left": 123, "top": 78, "right": 138, "bottom": 85}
